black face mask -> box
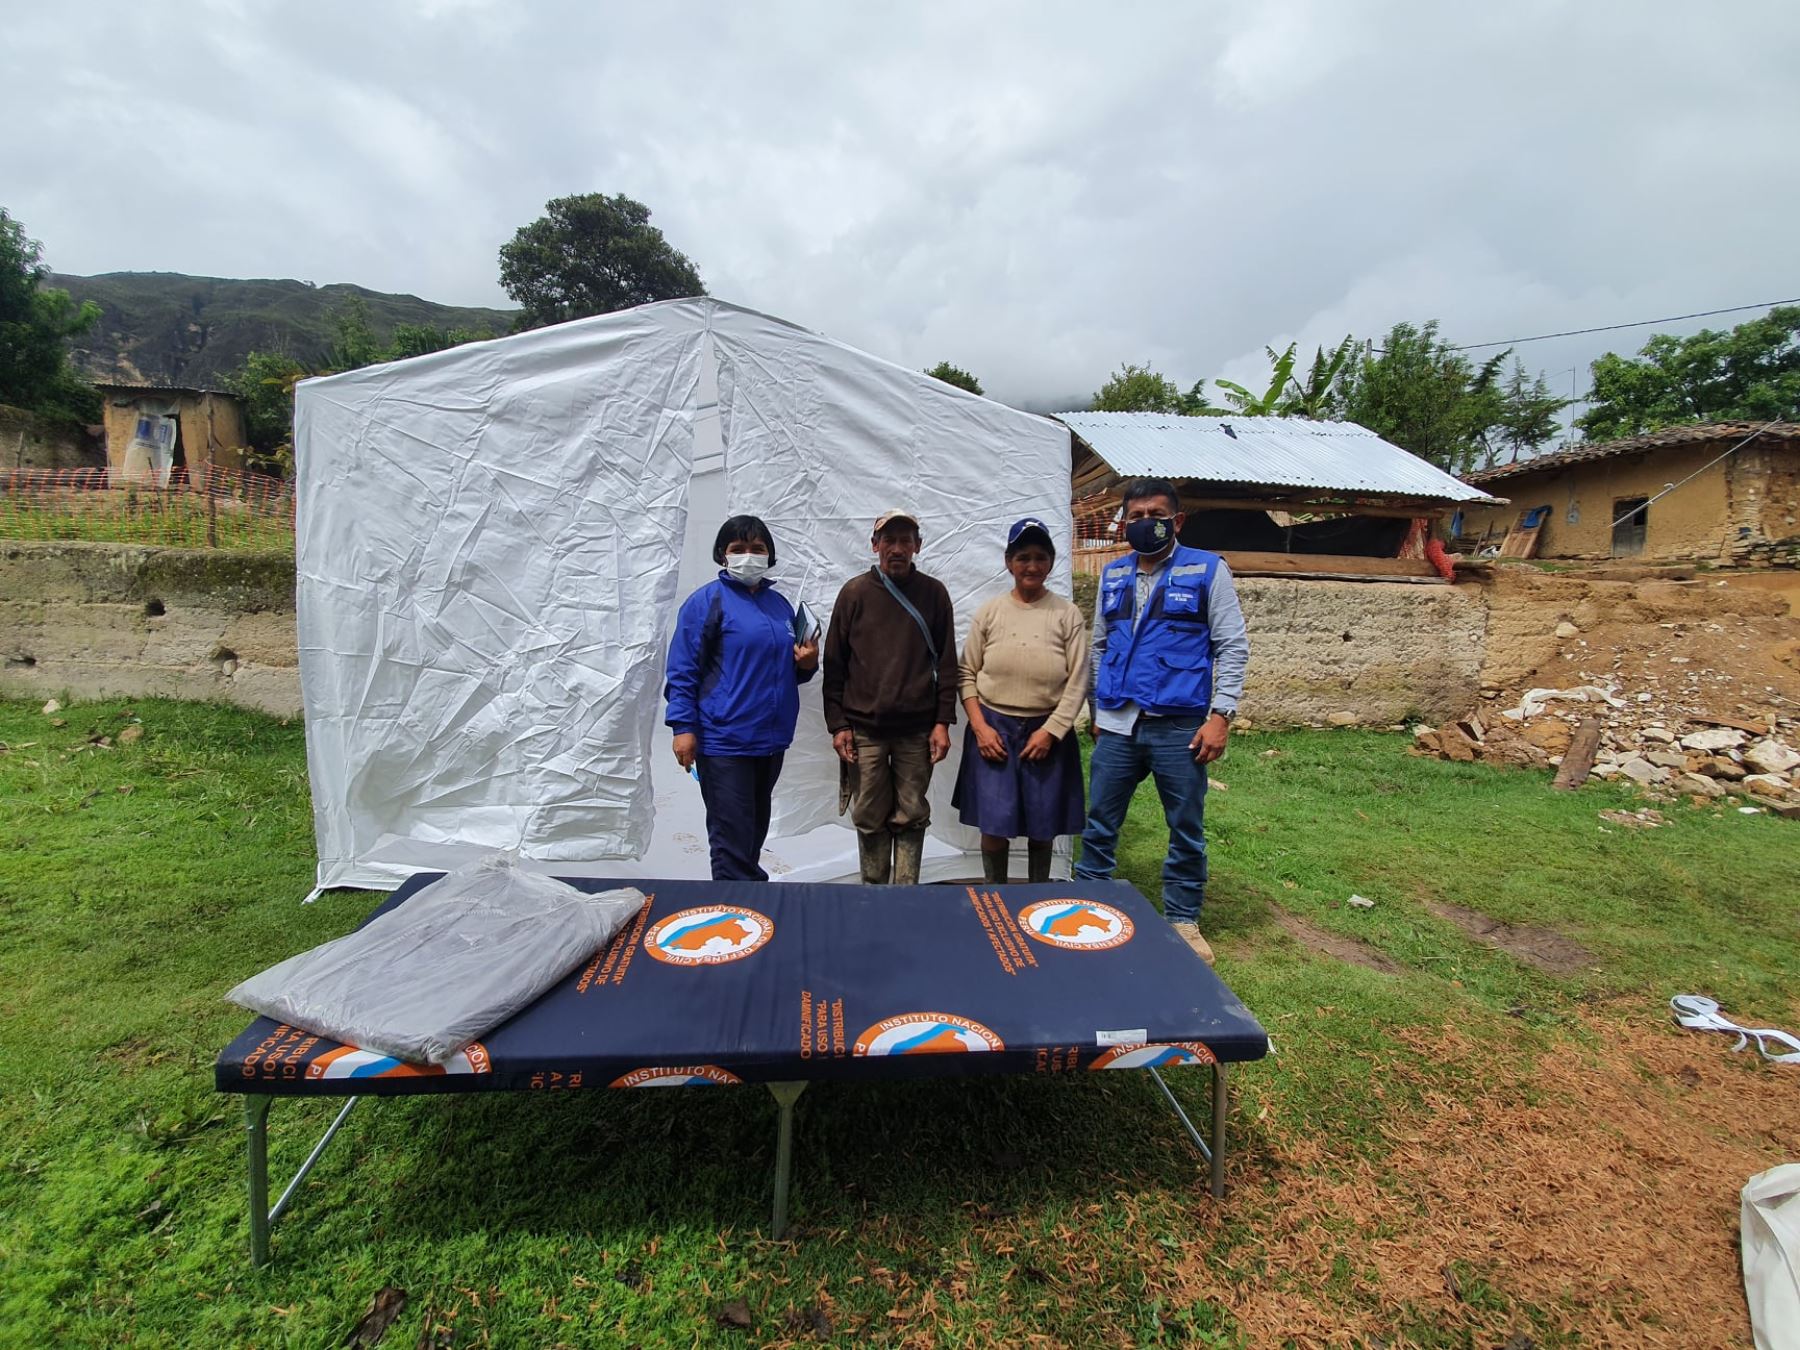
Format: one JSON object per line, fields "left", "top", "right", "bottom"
{"left": 1125, "top": 516, "right": 1175, "bottom": 554}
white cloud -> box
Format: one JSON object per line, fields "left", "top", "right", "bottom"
{"left": 3, "top": 0, "right": 1798, "bottom": 407}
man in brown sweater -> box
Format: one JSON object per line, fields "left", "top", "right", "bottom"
{"left": 823, "top": 508, "right": 959, "bottom": 885}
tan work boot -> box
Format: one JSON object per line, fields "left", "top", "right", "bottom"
{"left": 857, "top": 830, "right": 892, "bottom": 885}
{"left": 1171, "top": 921, "right": 1214, "bottom": 965}
{"left": 892, "top": 827, "right": 926, "bottom": 886}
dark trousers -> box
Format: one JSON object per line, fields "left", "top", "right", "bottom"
{"left": 696, "top": 752, "right": 785, "bottom": 881}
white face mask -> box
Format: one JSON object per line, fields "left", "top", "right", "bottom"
{"left": 725, "top": 553, "right": 771, "bottom": 584}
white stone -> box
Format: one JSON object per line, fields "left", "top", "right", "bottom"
{"left": 1555, "top": 621, "right": 1580, "bottom": 639}
{"left": 1679, "top": 772, "right": 1725, "bottom": 798}
{"left": 1619, "top": 757, "right": 1659, "bottom": 784}
{"left": 1742, "top": 773, "right": 1794, "bottom": 798}
{"left": 1743, "top": 739, "right": 1800, "bottom": 776}
{"left": 1640, "top": 727, "right": 1675, "bottom": 744}
{"left": 1643, "top": 750, "right": 1688, "bottom": 770}
{"left": 1681, "top": 728, "right": 1747, "bottom": 752}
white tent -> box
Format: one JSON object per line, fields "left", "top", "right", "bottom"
{"left": 294, "top": 298, "right": 1074, "bottom": 894}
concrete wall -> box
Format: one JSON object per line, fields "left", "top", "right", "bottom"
{"left": 0, "top": 541, "right": 299, "bottom": 714}
{"left": 0, "top": 403, "right": 103, "bottom": 471}
{"left": 1458, "top": 444, "right": 1734, "bottom": 561}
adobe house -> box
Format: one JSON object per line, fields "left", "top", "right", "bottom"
{"left": 94, "top": 382, "right": 250, "bottom": 486}
{"left": 1458, "top": 421, "right": 1800, "bottom": 567}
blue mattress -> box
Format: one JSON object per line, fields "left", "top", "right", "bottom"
{"left": 216, "top": 875, "right": 1268, "bottom": 1097}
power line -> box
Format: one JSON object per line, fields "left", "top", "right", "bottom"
{"left": 1451, "top": 297, "right": 1800, "bottom": 352}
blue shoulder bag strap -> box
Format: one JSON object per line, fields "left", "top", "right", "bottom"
{"left": 876, "top": 570, "right": 940, "bottom": 687}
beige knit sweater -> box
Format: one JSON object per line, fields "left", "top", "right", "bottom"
{"left": 957, "top": 591, "right": 1091, "bottom": 738}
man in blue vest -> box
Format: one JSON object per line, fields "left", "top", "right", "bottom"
{"left": 1075, "top": 477, "right": 1250, "bottom": 964}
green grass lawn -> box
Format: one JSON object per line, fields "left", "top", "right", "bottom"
{"left": 1, "top": 697, "right": 1794, "bottom": 1347}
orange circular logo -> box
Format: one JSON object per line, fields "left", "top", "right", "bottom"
{"left": 609, "top": 1065, "right": 743, "bottom": 1088}
{"left": 1016, "top": 900, "right": 1135, "bottom": 951}
{"left": 645, "top": 906, "right": 774, "bottom": 965}
{"left": 1089, "top": 1042, "right": 1216, "bottom": 1070}
{"left": 853, "top": 1013, "right": 1005, "bottom": 1056}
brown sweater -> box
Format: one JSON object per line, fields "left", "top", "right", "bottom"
{"left": 822, "top": 566, "right": 959, "bottom": 735}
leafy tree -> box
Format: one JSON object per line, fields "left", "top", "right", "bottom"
{"left": 0, "top": 207, "right": 101, "bottom": 425}
{"left": 1576, "top": 305, "right": 1800, "bottom": 440}
{"left": 924, "top": 360, "right": 982, "bottom": 395}
{"left": 1336, "top": 321, "right": 1508, "bottom": 475}
{"left": 387, "top": 321, "right": 490, "bottom": 361}
{"left": 1216, "top": 343, "right": 1298, "bottom": 415}
{"left": 1092, "top": 362, "right": 1186, "bottom": 413}
{"left": 1283, "top": 337, "right": 1356, "bottom": 418}
{"left": 1214, "top": 337, "right": 1355, "bottom": 418}
{"left": 226, "top": 351, "right": 309, "bottom": 467}
{"left": 1486, "top": 360, "right": 1568, "bottom": 466}
{"left": 499, "top": 192, "right": 705, "bottom": 329}
{"left": 325, "top": 296, "right": 384, "bottom": 372}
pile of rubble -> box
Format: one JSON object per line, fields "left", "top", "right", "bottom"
{"left": 1413, "top": 694, "right": 1800, "bottom": 815}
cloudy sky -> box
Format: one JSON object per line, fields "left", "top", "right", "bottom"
{"left": 6, "top": 0, "right": 1798, "bottom": 412}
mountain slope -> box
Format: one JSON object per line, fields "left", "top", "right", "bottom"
{"left": 51, "top": 272, "right": 517, "bottom": 388}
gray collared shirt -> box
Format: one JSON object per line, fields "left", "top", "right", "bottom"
{"left": 1089, "top": 554, "right": 1249, "bottom": 734}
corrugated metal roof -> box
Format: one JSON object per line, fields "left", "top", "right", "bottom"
{"left": 1464, "top": 419, "right": 1800, "bottom": 485}
{"left": 1055, "top": 411, "right": 1499, "bottom": 504}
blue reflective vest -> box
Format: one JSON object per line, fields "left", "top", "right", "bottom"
{"left": 664, "top": 573, "right": 813, "bottom": 757}
{"left": 1094, "top": 545, "right": 1219, "bottom": 717}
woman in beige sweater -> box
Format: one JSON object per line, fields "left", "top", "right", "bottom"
{"left": 951, "top": 517, "right": 1090, "bottom": 883}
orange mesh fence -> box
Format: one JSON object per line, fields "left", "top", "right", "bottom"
{"left": 0, "top": 465, "right": 295, "bottom": 551}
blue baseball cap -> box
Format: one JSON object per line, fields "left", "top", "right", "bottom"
{"left": 1006, "top": 517, "right": 1055, "bottom": 554}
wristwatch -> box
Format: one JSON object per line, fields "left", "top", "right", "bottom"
{"left": 1212, "top": 707, "right": 1235, "bottom": 724}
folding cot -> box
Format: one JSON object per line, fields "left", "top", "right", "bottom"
{"left": 217, "top": 874, "right": 1269, "bottom": 1266}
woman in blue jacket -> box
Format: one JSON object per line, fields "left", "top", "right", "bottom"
{"left": 665, "top": 515, "right": 819, "bottom": 880}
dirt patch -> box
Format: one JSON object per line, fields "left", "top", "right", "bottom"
{"left": 1163, "top": 1012, "right": 1795, "bottom": 1346}
{"left": 1428, "top": 900, "right": 1595, "bottom": 977}
{"left": 1272, "top": 908, "right": 1404, "bottom": 974}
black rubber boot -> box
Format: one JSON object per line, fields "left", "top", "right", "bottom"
{"left": 1027, "top": 841, "right": 1053, "bottom": 883}
{"left": 981, "top": 848, "right": 1009, "bottom": 885}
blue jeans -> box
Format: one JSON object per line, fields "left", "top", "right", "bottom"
{"left": 695, "top": 752, "right": 785, "bottom": 881}
{"left": 1074, "top": 717, "right": 1208, "bottom": 923}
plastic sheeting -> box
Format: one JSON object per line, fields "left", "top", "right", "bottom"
{"left": 226, "top": 854, "right": 646, "bottom": 1065}
{"left": 296, "top": 299, "right": 1072, "bottom": 891}
{"left": 1743, "top": 1165, "right": 1800, "bottom": 1350}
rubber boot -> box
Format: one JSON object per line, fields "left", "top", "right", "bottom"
{"left": 981, "top": 847, "right": 1009, "bottom": 885}
{"left": 857, "top": 830, "right": 892, "bottom": 885}
{"left": 892, "top": 827, "right": 926, "bottom": 886}
{"left": 1027, "top": 841, "right": 1053, "bottom": 883}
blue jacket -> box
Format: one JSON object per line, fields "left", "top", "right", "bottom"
{"left": 1094, "top": 544, "right": 1220, "bottom": 716}
{"left": 664, "top": 573, "right": 813, "bottom": 757}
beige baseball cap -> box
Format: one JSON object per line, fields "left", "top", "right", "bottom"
{"left": 873, "top": 508, "right": 921, "bottom": 533}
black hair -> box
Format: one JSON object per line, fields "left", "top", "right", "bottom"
{"left": 1006, "top": 527, "right": 1056, "bottom": 561}
{"left": 713, "top": 514, "right": 777, "bottom": 566}
{"left": 1120, "top": 477, "right": 1182, "bottom": 514}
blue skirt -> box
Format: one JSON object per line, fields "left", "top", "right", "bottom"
{"left": 951, "top": 706, "right": 1087, "bottom": 840}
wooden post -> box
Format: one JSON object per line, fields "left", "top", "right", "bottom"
{"left": 1553, "top": 717, "right": 1602, "bottom": 790}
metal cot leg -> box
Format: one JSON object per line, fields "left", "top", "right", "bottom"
{"left": 245, "top": 1096, "right": 272, "bottom": 1267}
{"left": 1210, "top": 1062, "right": 1228, "bottom": 1199}
{"left": 766, "top": 1081, "right": 808, "bottom": 1239}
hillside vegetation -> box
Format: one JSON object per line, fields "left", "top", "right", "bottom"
{"left": 50, "top": 272, "right": 515, "bottom": 388}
